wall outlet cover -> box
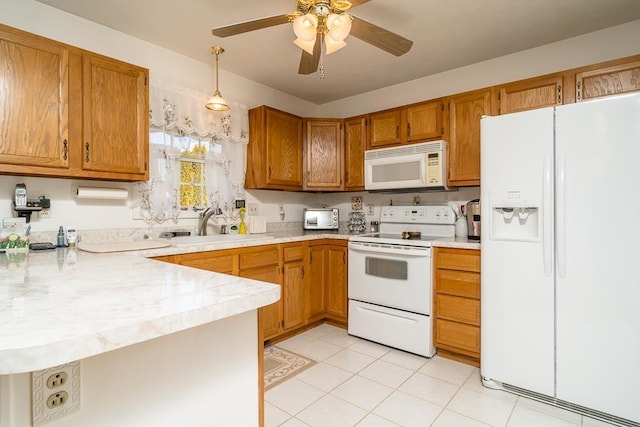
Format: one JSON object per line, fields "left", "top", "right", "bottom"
{"left": 32, "top": 361, "right": 81, "bottom": 426}
{"left": 39, "top": 208, "right": 52, "bottom": 219}
{"left": 366, "top": 204, "right": 375, "bottom": 216}
{"left": 247, "top": 203, "right": 259, "bottom": 216}
{"left": 351, "top": 196, "right": 362, "bottom": 211}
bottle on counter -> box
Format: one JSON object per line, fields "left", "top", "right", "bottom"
{"left": 56, "top": 226, "right": 65, "bottom": 247}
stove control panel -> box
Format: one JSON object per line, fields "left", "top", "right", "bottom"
{"left": 380, "top": 205, "right": 455, "bottom": 224}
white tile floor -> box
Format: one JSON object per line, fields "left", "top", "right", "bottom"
{"left": 265, "top": 324, "right": 615, "bottom": 427}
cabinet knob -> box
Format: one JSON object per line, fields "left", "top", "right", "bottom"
{"left": 62, "top": 139, "right": 68, "bottom": 161}
{"left": 85, "top": 142, "right": 90, "bottom": 163}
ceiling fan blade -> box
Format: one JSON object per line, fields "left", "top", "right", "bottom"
{"left": 298, "top": 34, "right": 322, "bottom": 75}
{"left": 349, "top": 17, "right": 413, "bottom": 56}
{"left": 212, "top": 15, "right": 289, "bottom": 37}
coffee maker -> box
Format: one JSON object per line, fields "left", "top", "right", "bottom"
{"left": 466, "top": 199, "right": 481, "bottom": 240}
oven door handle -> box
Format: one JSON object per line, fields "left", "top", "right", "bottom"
{"left": 348, "top": 242, "right": 430, "bottom": 257}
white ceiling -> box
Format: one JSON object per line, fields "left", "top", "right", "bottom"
{"left": 36, "top": 0, "right": 640, "bottom": 105}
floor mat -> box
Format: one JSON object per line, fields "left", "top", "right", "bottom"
{"left": 264, "top": 346, "right": 316, "bottom": 391}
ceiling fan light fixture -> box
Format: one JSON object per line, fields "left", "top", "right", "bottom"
{"left": 293, "top": 37, "right": 317, "bottom": 55}
{"left": 326, "top": 13, "right": 352, "bottom": 42}
{"left": 293, "top": 13, "right": 318, "bottom": 41}
{"left": 205, "top": 46, "right": 230, "bottom": 111}
{"left": 324, "top": 36, "right": 347, "bottom": 55}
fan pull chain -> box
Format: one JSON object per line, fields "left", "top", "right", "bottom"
{"left": 319, "top": 34, "right": 326, "bottom": 80}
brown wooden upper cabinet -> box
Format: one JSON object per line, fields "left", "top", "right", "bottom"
{"left": 82, "top": 53, "right": 149, "bottom": 177}
{"left": 494, "top": 73, "right": 566, "bottom": 115}
{"left": 344, "top": 115, "right": 367, "bottom": 191}
{"left": 575, "top": 57, "right": 640, "bottom": 102}
{"left": 246, "top": 106, "right": 304, "bottom": 191}
{"left": 0, "top": 25, "right": 70, "bottom": 171}
{"left": 0, "top": 23, "right": 149, "bottom": 181}
{"left": 304, "top": 119, "right": 344, "bottom": 191}
{"left": 445, "top": 89, "right": 491, "bottom": 187}
{"left": 368, "top": 100, "right": 444, "bottom": 149}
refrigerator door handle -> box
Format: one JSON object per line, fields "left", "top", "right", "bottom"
{"left": 543, "top": 156, "right": 553, "bottom": 276}
{"left": 557, "top": 155, "right": 567, "bottom": 277}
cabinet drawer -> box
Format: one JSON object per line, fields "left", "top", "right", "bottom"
{"left": 435, "top": 269, "right": 480, "bottom": 298}
{"left": 239, "top": 246, "right": 279, "bottom": 269}
{"left": 435, "top": 318, "right": 480, "bottom": 354}
{"left": 436, "top": 294, "right": 480, "bottom": 325}
{"left": 435, "top": 248, "right": 480, "bottom": 272}
{"left": 181, "top": 255, "right": 235, "bottom": 274}
{"left": 283, "top": 244, "right": 304, "bottom": 262}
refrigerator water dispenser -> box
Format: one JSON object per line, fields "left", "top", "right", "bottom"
{"left": 489, "top": 189, "right": 540, "bottom": 241}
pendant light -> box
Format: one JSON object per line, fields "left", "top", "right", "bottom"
{"left": 205, "top": 46, "right": 230, "bottom": 111}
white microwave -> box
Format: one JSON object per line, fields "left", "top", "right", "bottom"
{"left": 364, "top": 141, "right": 448, "bottom": 191}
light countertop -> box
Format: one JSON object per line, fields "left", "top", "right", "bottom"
{"left": 0, "top": 249, "right": 279, "bottom": 375}
{"left": 431, "top": 236, "right": 481, "bottom": 250}
{"left": 0, "top": 231, "right": 477, "bottom": 375}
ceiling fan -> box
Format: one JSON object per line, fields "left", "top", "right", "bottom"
{"left": 211, "top": 0, "right": 413, "bottom": 75}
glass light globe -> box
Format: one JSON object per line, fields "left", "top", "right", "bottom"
{"left": 293, "top": 14, "right": 318, "bottom": 42}
{"left": 326, "top": 13, "right": 352, "bottom": 42}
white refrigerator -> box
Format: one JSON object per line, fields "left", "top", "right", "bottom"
{"left": 480, "top": 93, "right": 640, "bottom": 426}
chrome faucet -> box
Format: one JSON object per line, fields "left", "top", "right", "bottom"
{"left": 197, "top": 207, "right": 222, "bottom": 236}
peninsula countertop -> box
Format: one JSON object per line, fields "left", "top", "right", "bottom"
{"left": 0, "top": 249, "right": 279, "bottom": 375}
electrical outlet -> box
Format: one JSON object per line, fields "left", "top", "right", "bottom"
{"left": 248, "top": 203, "right": 259, "bottom": 216}
{"left": 47, "top": 391, "right": 68, "bottom": 408}
{"left": 39, "top": 208, "right": 51, "bottom": 219}
{"left": 366, "top": 204, "right": 375, "bottom": 216}
{"left": 46, "top": 371, "right": 68, "bottom": 389}
{"left": 32, "top": 361, "right": 81, "bottom": 426}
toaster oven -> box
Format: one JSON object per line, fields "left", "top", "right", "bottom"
{"left": 303, "top": 208, "right": 339, "bottom": 230}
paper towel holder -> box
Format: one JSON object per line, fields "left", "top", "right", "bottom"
{"left": 73, "top": 186, "right": 129, "bottom": 201}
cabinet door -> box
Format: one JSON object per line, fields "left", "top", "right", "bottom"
{"left": 496, "top": 74, "right": 564, "bottom": 115}
{"left": 0, "top": 26, "right": 69, "bottom": 169}
{"left": 266, "top": 108, "right": 303, "bottom": 188}
{"left": 304, "top": 119, "right": 343, "bottom": 191}
{"left": 344, "top": 116, "right": 367, "bottom": 191}
{"left": 308, "top": 245, "right": 326, "bottom": 321}
{"left": 406, "top": 100, "right": 443, "bottom": 142}
{"left": 447, "top": 89, "right": 491, "bottom": 187}
{"left": 282, "top": 259, "right": 306, "bottom": 330}
{"left": 241, "top": 264, "right": 281, "bottom": 340}
{"left": 369, "top": 109, "right": 403, "bottom": 148}
{"left": 575, "top": 58, "right": 640, "bottom": 102}
{"left": 82, "top": 53, "right": 148, "bottom": 178}
{"left": 325, "top": 244, "right": 347, "bottom": 322}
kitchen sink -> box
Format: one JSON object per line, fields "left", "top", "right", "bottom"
{"left": 166, "top": 234, "right": 275, "bottom": 247}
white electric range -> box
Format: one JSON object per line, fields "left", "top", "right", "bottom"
{"left": 348, "top": 204, "right": 455, "bottom": 357}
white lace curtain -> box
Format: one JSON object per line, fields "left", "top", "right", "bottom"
{"left": 148, "top": 81, "right": 249, "bottom": 212}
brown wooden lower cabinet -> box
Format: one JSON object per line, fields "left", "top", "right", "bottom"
{"left": 433, "top": 247, "right": 481, "bottom": 367}
{"left": 308, "top": 240, "right": 348, "bottom": 325}
{"left": 153, "top": 239, "right": 348, "bottom": 339}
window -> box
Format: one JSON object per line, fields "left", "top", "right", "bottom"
{"left": 149, "top": 131, "right": 222, "bottom": 212}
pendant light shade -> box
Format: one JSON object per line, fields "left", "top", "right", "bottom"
{"left": 205, "top": 46, "right": 230, "bottom": 111}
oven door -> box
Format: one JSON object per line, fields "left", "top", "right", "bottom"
{"left": 348, "top": 241, "right": 432, "bottom": 314}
